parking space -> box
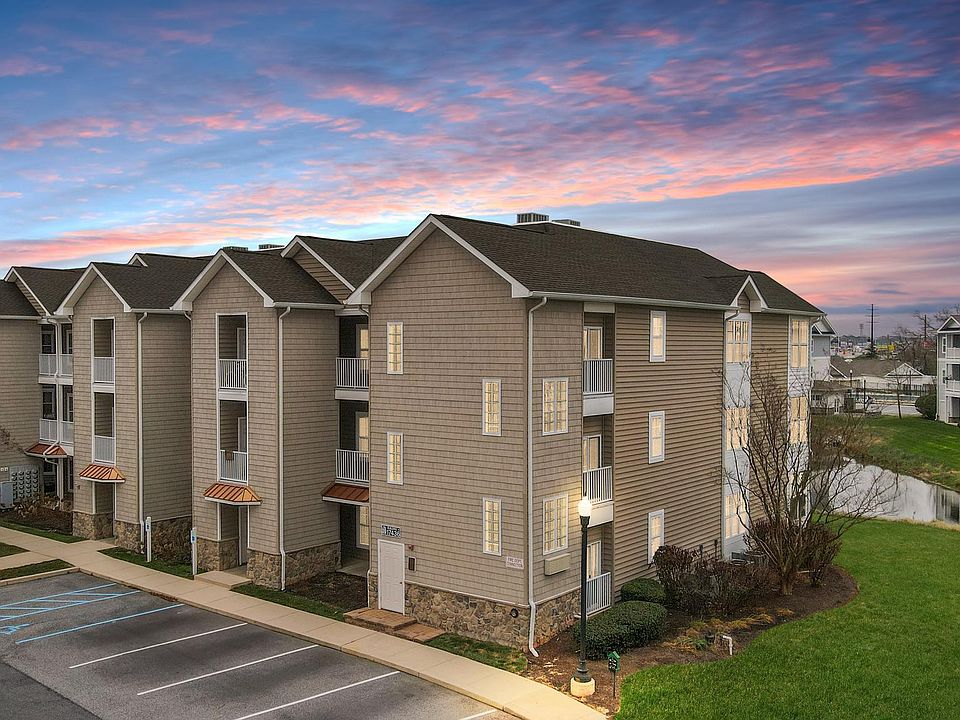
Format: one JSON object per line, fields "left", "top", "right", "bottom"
{"left": 0, "top": 573, "right": 504, "bottom": 720}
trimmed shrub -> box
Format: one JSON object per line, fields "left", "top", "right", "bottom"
{"left": 621, "top": 577, "right": 667, "bottom": 605}
{"left": 576, "top": 601, "right": 667, "bottom": 660}
{"left": 915, "top": 394, "right": 937, "bottom": 420}
{"left": 680, "top": 558, "right": 769, "bottom": 617}
{"left": 800, "top": 524, "right": 841, "bottom": 587}
{"left": 653, "top": 545, "right": 695, "bottom": 608}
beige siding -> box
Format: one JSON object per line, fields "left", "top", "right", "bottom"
{"left": 0, "top": 319, "right": 41, "bottom": 473}
{"left": 290, "top": 247, "right": 353, "bottom": 303}
{"left": 141, "top": 314, "right": 192, "bottom": 520}
{"left": 613, "top": 305, "right": 725, "bottom": 586}
{"left": 369, "top": 229, "right": 528, "bottom": 605}
{"left": 72, "top": 279, "right": 139, "bottom": 522}
{"left": 751, "top": 312, "right": 789, "bottom": 381}
{"left": 281, "top": 308, "right": 339, "bottom": 551}
{"left": 532, "top": 300, "right": 584, "bottom": 601}
{"left": 191, "top": 266, "right": 279, "bottom": 549}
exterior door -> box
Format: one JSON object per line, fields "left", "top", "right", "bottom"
{"left": 378, "top": 539, "right": 405, "bottom": 613}
{"left": 586, "top": 540, "right": 602, "bottom": 580}
{"left": 582, "top": 435, "right": 601, "bottom": 472}
{"left": 583, "top": 326, "right": 602, "bottom": 360}
{"left": 238, "top": 507, "right": 249, "bottom": 565}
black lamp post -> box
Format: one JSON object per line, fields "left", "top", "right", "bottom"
{"left": 571, "top": 495, "right": 595, "bottom": 697}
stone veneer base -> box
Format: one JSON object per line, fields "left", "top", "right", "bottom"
{"left": 247, "top": 542, "right": 340, "bottom": 589}
{"left": 196, "top": 537, "right": 240, "bottom": 572}
{"left": 72, "top": 511, "right": 113, "bottom": 540}
{"left": 113, "top": 516, "right": 192, "bottom": 563}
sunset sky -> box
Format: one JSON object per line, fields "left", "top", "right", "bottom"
{"left": 1, "top": 1, "right": 957, "bottom": 333}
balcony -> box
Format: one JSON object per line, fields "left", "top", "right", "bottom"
{"left": 583, "top": 359, "right": 614, "bottom": 416}
{"left": 582, "top": 466, "right": 613, "bottom": 504}
{"left": 39, "top": 418, "right": 59, "bottom": 443}
{"left": 336, "top": 357, "right": 369, "bottom": 400}
{"left": 945, "top": 379, "right": 960, "bottom": 393}
{"left": 336, "top": 449, "right": 370, "bottom": 484}
{"left": 60, "top": 354, "right": 73, "bottom": 377}
{"left": 585, "top": 572, "right": 612, "bottom": 615}
{"left": 220, "top": 450, "right": 248, "bottom": 483}
{"left": 94, "top": 435, "right": 115, "bottom": 464}
{"left": 218, "top": 359, "right": 248, "bottom": 393}
{"left": 60, "top": 420, "right": 74, "bottom": 446}
{"left": 39, "top": 354, "right": 58, "bottom": 377}
{"left": 93, "top": 356, "right": 115, "bottom": 385}
{"left": 946, "top": 347, "right": 960, "bottom": 360}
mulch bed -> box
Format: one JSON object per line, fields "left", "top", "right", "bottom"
{"left": 0, "top": 504, "right": 73, "bottom": 534}
{"left": 523, "top": 566, "right": 859, "bottom": 717}
{"left": 286, "top": 571, "right": 367, "bottom": 611}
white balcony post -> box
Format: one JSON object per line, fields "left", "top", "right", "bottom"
{"left": 581, "top": 466, "right": 613, "bottom": 504}
{"left": 336, "top": 449, "right": 370, "bottom": 484}
{"left": 218, "top": 359, "right": 248, "bottom": 391}
{"left": 582, "top": 359, "right": 613, "bottom": 395}
{"left": 336, "top": 358, "right": 370, "bottom": 390}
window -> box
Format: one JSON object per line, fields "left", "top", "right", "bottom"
{"left": 62, "top": 325, "right": 73, "bottom": 355}
{"left": 648, "top": 510, "right": 664, "bottom": 563}
{"left": 386, "top": 322, "right": 403, "bottom": 374}
{"left": 724, "top": 487, "right": 747, "bottom": 539}
{"left": 237, "top": 417, "right": 248, "bottom": 453}
{"left": 582, "top": 435, "right": 601, "bottom": 472}
{"left": 41, "top": 326, "right": 55, "bottom": 355}
{"left": 63, "top": 388, "right": 74, "bottom": 422}
{"left": 542, "top": 378, "right": 569, "bottom": 434}
{"left": 649, "top": 311, "right": 666, "bottom": 362}
{"left": 65, "top": 458, "right": 74, "bottom": 493}
{"left": 42, "top": 387, "right": 56, "bottom": 419}
{"left": 790, "top": 318, "right": 809, "bottom": 369}
{"left": 789, "top": 395, "right": 809, "bottom": 444}
{"left": 583, "top": 326, "right": 603, "bottom": 360}
{"left": 483, "top": 497, "right": 502, "bottom": 555}
{"left": 356, "top": 413, "right": 369, "bottom": 454}
{"left": 648, "top": 411, "right": 665, "bottom": 463}
{"left": 789, "top": 473, "right": 809, "bottom": 521}
{"left": 358, "top": 506, "right": 370, "bottom": 547}
{"left": 726, "top": 319, "right": 750, "bottom": 363}
{"left": 586, "top": 540, "right": 602, "bottom": 579}
{"left": 482, "top": 379, "right": 502, "bottom": 436}
{"left": 543, "top": 494, "right": 568, "bottom": 554}
{"left": 725, "top": 406, "right": 748, "bottom": 450}
{"left": 386, "top": 432, "right": 403, "bottom": 484}
{"left": 236, "top": 327, "right": 247, "bottom": 359}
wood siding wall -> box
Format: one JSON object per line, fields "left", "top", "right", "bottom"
{"left": 368, "top": 229, "right": 528, "bottom": 605}
{"left": 0, "top": 319, "right": 41, "bottom": 472}
{"left": 613, "top": 305, "right": 725, "bottom": 586}
{"left": 290, "top": 247, "right": 352, "bottom": 303}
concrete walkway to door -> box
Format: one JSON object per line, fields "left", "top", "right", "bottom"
{"left": 0, "top": 525, "right": 605, "bottom": 720}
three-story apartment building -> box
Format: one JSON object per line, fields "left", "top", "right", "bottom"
{"left": 348, "top": 214, "right": 821, "bottom": 650}
{"left": 937, "top": 315, "right": 960, "bottom": 423}
{"left": 1, "top": 266, "right": 82, "bottom": 504}
{"left": 56, "top": 254, "right": 208, "bottom": 553}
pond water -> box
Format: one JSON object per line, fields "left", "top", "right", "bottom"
{"left": 849, "top": 462, "right": 960, "bottom": 525}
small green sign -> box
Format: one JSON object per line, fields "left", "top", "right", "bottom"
{"left": 607, "top": 650, "right": 620, "bottom": 673}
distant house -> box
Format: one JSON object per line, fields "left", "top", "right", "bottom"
{"left": 828, "top": 357, "right": 934, "bottom": 402}
{"left": 811, "top": 318, "right": 836, "bottom": 381}
{"left": 937, "top": 316, "right": 960, "bottom": 423}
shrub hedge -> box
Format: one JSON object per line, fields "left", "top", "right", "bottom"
{"left": 620, "top": 577, "right": 667, "bottom": 605}
{"left": 915, "top": 394, "right": 937, "bottom": 420}
{"left": 576, "top": 601, "right": 667, "bottom": 659}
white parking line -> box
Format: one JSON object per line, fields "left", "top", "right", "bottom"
{"left": 69, "top": 623, "right": 247, "bottom": 669}
{"left": 229, "top": 671, "right": 401, "bottom": 720}
{"left": 136, "top": 644, "right": 318, "bottom": 696}
{"left": 458, "top": 711, "right": 496, "bottom": 720}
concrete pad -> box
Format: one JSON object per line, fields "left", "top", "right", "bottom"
{"left": 235, "top": 600, "right": 301, "bottom": 625}
{"left": 206, "top": 591, "right": 266, "bottom": 614}
{"left": 307, "top": 618, "right": 378, "bottom": 649}
{"left": 341, "top": 630, "right": 420, "bottom": 663}
{"left": 505, "top": 688, "right": 606, "bottom": 720}
{"left": 194, "top": 569, "right": 249, "bottom": 588}
{"left": 0, "top": 551, "right": 50, "bottom": 570}
{"left": 417, "top": 657, "right": 504, "bottom": 697}
{"left": 175, "top": 584, "right": 236, "bottom": 606}
{"left": 269, "top": 609, "right": 339, "bottom": 636}
{"left": 464, "top": 669, "right": 545, "bottom": 707}
{"left": 381, "top": 642, "right": 452, "bottom": 674}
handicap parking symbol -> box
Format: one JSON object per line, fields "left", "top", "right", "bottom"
{"left": 0, "top": 624, "right": 30, "bottom": 635}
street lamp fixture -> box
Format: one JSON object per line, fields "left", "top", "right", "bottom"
{"left": 571, "top": 495, "right": 596, "bottom": 698}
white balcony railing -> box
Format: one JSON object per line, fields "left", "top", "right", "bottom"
{"left": 582, "top": 466, "right": 613, "bottom": 504}
{"left": 94, "top": 435, "right": 115, "bottom": 464}
{"left": 39, "top": 354, "right": 58, "bottom": 376}
{"left": 218, "top": 359, "right": 248, "bottom": 391}
{"left": 945, "top": 379, "right": 960, "bottom": 392}
{"left": 583, "top": 359, "right": 613, "bottom": 395}
{"left": 60, "top": 420, "right": 74, "bottom": 445}
{"left": 336, "top": 449, "right": 370, "bottom": 484}
{"left": 93, "top": 356, "right": 115, "bottom": 384}
{"left": 336, "top": 357, "right": 369, "bottom": 390}
{"left": 585, "top": 572, "right": 612, "bottom": 615}
{"left": 59, "top": 354, "right": 73, "bottom": 377}
{"left": 945, "top": 347, "right": 960, "bottom": 360}
{"left": 39, "top": 418, "right": 59, "bottom": 442}
{"left": 220, "top": 450, "right": 248, "bottom": 483}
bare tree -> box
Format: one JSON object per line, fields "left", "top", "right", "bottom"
{"left": 0, "top": 424, "right": 22, "bottom": 454}
{"left": 723, "top": 358, "right": 898, "bottom": 595}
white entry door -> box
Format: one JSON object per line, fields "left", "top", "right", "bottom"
{"left": 378, "top": 539, "right": 405, "bottom": 613}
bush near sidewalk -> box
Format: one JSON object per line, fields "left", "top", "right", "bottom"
{"left": 576, "top": 601, "right": 667, "bottom": 660}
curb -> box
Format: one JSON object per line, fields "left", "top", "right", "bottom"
{"left": 0, "top": 566, "right": 79, "bottom": 587}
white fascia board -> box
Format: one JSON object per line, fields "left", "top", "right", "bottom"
{"left": 735, "top": 275, "right": 769, "bottom": 311}
{"left": 758, "top": 307, "right": 822, "bottom": 317}
{"left": 274, "top": 302, "right": 343, "bottom": 310}
{"left": 281, "top": 237, "right": 356, "bottom": 292}
{"left": 534, "top": 291, "right": 735, "bottom": 311}
{"left": 5, "top": 268, "right": 51, "bottom": 316}
{"left": 173, "top": 251, "right": 274, "bottom": 311}
{"left": 57, "top": 264, "right": 132, "bottom": 316}
{"left": 937, "top": 316, "right": 960, "bottom": 332}
{"left": 0, "top": 314, "right": 39, "bottom": 320}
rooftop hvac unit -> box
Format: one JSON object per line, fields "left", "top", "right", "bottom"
{"left": 516, "top": 212, "right": 549, "bottom": 224}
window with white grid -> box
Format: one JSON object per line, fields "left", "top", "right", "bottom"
{"left": 648, "top": 411, "right": 665, "bottom": 463}
{"left": 386, "top": 432, "right": 403, "bottom": 484}
{"left": 648, "top": 510, "right": 664, "bottom": 563}
{"left": 790, "top": 318, "right": 809, "bottom": 369}
{"left": 789, "top": 395, "right": 809, "bottom": 443}
{"left": 542, "top": 378, "right": 569, "bottom": 434}
{"left": 726, "top": 319, "right": 750, "bottom": 363}
{"left": 650, "top": 311, "right": 666, "bottom": 362}
{"left": 543, "top": 494, "right": 568, "bottom": 554}
{"left": 482, "top": 379, "right": 501, "bottom": 436}
{"left": 386, "top": 322, "right": 403, "bottom": 374}
{"left": 483, "top": 497, "right": 502, "bottom": 555}
{"left": 725, "top": 406, "right": 749, "bottom": 450}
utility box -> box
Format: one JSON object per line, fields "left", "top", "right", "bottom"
{"left": 6, "top": 465, "right": 41, "bottom": 505}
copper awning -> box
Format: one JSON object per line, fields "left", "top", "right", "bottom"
{"left": 26, "top": 442, "right": 67, "bottom": 458}
{"left": 322, "top": 483, "right": 369, "bottom": 505}
{"left": 78, "top": 463, "right": 125, "bottom": 483}
{"left": 203, "top": 482, "right": 262, "bottom": 505}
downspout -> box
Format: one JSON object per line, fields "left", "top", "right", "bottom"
{"left": 137, "top": 312, "right": 147, "bottom": 545}
{"left": 278, "top": 306, "right": 292, "bottom": 589}
{"left": 527, "top": 297, "right": 547, "bottom": 656}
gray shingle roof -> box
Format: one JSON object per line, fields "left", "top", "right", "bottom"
{"left": 0, "top": 281, "right": 38, "bottom": 317}
{"left": 12, "top": 267, "right": 84, "bottom": 314}
{"left": 224, "top": 249, "right": 340, "bottom": 305}
{"left": 432, "top": 216, "right": 821, "bottom": 313}
{"left": 93, "top": 254, "right": 211, "bottom": 310}
{"left": 295, "top": 235, "right": 404, "bottom": 288}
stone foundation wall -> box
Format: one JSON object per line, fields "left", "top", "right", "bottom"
{"left": 73, "top": 511, "right": 113, "bottom": 540}
{"left": 248, "top": 542, "right": 340, "bottom": 589}
{"left": 114, "top": 519, "right": 141, "bottom": 553}
{"left": 151, "top": 516, "right": 192, "bottom": 563}
{"left": 534, "top": 588, "right": 580, "bottom": 646}
{"left": 196, "top": 537, "right": 239, "bottom": 572}
{"left": 247, "top": 550, "right": 280, "bottom": 588}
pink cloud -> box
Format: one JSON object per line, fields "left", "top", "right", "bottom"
{"left": 0, "top": 56, "right": 62, "bottom": 77}
{"left": 158, "top": 29, "right": 213, "bottom": 45}
{"left": 0, "top": 191, "right": 22, "bottom": 199}
{"left": 866, "top": 62, "right": 935, "bottom": 78}
{"left": 3, "top": 116, "right": 121, "bottom": 150}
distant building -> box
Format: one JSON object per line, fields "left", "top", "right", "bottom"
{"left": 937, "top": 316, "right": 960, "bottom": 423}
{"left": 828, "top": 357, "right": 934, "bottom": 403}
{"left": 811, "top": 318, "right": 836, "bottom": 381}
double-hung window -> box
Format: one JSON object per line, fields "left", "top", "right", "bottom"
{"left": 542, "top": 378, "right": 569, "bottom": 434}
{"left": 650, "top": 311, "right": 666, "bottom": 362}
{"left": 386, "top": 322, "right": 403, "bottom": 374}
{"left": 483, "top": 497, "right": 502, "bottom": 555}
{"left": 789, "top": 395, "right": 809, "bottom": 444}
{"left": 386, "top": 432, "right": 403, "bottom": 484}
{"left": 725, "top": 406, "right": 748, "bottom": 450}
{"left": 482, "top": 379, "right": 501, "bottom": 436}
{"left": 726, "top": 319, "right": 750, "bottom": 363}
{"left": 648, "top": 411, "right": 665, "bottom": 463}
{"left": 41, "top": 387, "right": 56, "bottom": 419}
{"left": 358, "top": 506, "right": 370, "bottom": 547}
{"left": 648, "top": 510, "right": 664, "bottom": 563}
{"left": 543, "top": 494, "right": 568, "bottom": 554}
{"left": 790, "top": 318, "right": 809, "bottom": 369}
{"left": 583, "top": 326, "right": 603, "bottom": 360}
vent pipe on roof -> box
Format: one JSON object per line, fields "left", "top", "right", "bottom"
{"left": 516, "top": 212, "right": 549, "bottom": 224}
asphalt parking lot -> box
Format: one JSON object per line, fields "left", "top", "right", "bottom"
{"left": 0, "top": 572, "right": 504, "bottom": 720}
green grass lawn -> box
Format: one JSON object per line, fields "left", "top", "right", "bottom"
{"left": 0, "top": 559, "right": 71, "bottom": 581}
{"left": 99, "top": 547, "right": 194, "bottom": 578}
{"left": 822, "top": 415, "right": 960, "bottom": 490}
{"left": 0, "top": 519, "right": 84, "bottom": 543}
{"left": 0, "top": 541, "right": 26, "bottom": 557}
{"left": 617, "top": 520, "right": 960, "bottom": 720}
{"left": 232, "top": 583, "right": 345, "bottom": 621}
{"left": 426, "top": 634, "right": 528, "bottom": 674}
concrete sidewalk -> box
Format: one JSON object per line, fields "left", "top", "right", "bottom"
{"left": 0, "top": 525, "right": 605, "bottom": 720}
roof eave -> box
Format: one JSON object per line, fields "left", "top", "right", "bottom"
{"left": 56, "top": 264, "right": 133, "bottom": 316}
{"left": 5, "top": 268, "right": 51, "bottom": 315}
{"left": 281, "top": 236, "right": 357, "bottom": 292}
{"left": 533, "top": 291, "right": 735, "bottom": 311}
